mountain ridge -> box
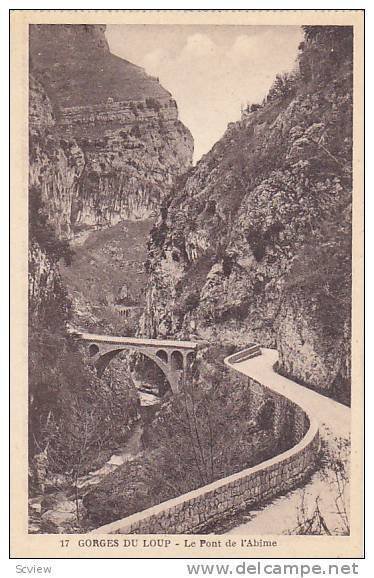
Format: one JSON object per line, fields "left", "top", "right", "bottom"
{"left": 30, "top": 24, "right": 171, "bottom": 108}
{"left": 29, "top": 24, "right": 193, "bottom": 240}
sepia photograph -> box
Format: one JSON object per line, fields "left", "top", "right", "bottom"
{"left": 10, "top": 9, "right": 364, "bottom": 559}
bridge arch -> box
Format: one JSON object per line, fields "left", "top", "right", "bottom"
{"left": 131, "top": 351, "right": 172, "bottom": 398}
{"left": 89, "top": 343, "right": 100, "bottom": 357}
{"left": 90, "top": 346, "right": 181, "bottom": 394}
{"left": 156, "top": 349, "right": 168, "bottom": 364}
{"left": 95, "top": 348, "right": 125, "bottom": 377}
{"left": 170, "top": 350, "right": 184, "bottom": 372}
{"left": 186, "top": 351, "right": 195, "bottom": 368}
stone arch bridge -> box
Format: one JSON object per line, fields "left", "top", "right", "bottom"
{"left": 74, "top": 331, "right": 198, "bottom": 393}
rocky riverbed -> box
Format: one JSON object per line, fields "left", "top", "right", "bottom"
{"left": 28, "top": 416, "right": 153, "bottom": 533}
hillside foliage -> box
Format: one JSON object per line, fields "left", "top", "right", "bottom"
{"left": 28, "top": 185, "right": 140, "bottom": 495}
{"left": 83, "top": 345, "right": 298, "bottom": 526}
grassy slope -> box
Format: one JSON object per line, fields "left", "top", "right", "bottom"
{"left": 60, "top": 219, "right": 153, "bottom": 333}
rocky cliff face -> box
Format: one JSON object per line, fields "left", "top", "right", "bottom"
{"left": 29, "top": 24, "right": 193, "bottom": 239}
{"left": 28, "top": 239, "right": 67, "bottom": 328}
{"left": 143, "top": 26, "right": 352, "bottom": 403}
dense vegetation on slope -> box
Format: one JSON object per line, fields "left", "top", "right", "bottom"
{"left": 143, "top": 26, "right": 353, "bottom": 404}
{"left": 84, "top": 345, "right": 301, "bottom": 527}
{"left": 29, "top": 186, "right": 140, "bottom": 495}
{"left": 28, "top": 68, "right": 141, "bottom": 519}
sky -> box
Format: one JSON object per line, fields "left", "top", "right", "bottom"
{"left": 107, "top": 25, "right": 303, "bottom": 162}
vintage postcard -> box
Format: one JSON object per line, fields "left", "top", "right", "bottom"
{"left": 10, "top": 9, "right": 364, "bottom": 559}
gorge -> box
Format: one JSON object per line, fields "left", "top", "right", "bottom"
{"left": 28, "top": 24, "right": 352, "bottom": 536}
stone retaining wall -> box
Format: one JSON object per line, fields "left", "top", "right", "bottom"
{"left": 92, "top": 352, "right": 320, "bottom": 535}
{"left": 226, "top": 344, "right": 259, "bottom": 364}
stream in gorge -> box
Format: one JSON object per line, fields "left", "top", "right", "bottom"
{"left": 29, "top": 389, "right": 162, "bottom": 534}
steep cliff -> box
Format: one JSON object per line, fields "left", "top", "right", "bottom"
{"left": 29, "top": 24, "right": 193, "bottom": 239}
{"left": 143, "top": 26, "right": 352, "bottom": 403}
{"left": 28, "top": 25, "right": 160, "bottom": 516}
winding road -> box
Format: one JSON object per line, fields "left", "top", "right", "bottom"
{"left": 90, "top": 343, "right": 351, "bottom": 536}
{"left": 225, "top": 348, "right": 350, "bottom": 535}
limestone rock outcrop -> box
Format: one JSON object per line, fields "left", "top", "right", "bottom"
{"left": 29, "top": 24, "right": 193, "bottom": 239}
{"left": 143, "top": 26, "right": 352, "bottom": 403}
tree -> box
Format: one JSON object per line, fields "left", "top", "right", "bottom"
{"left": 267, "top": 71, "right": 299, "bottom": 102}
